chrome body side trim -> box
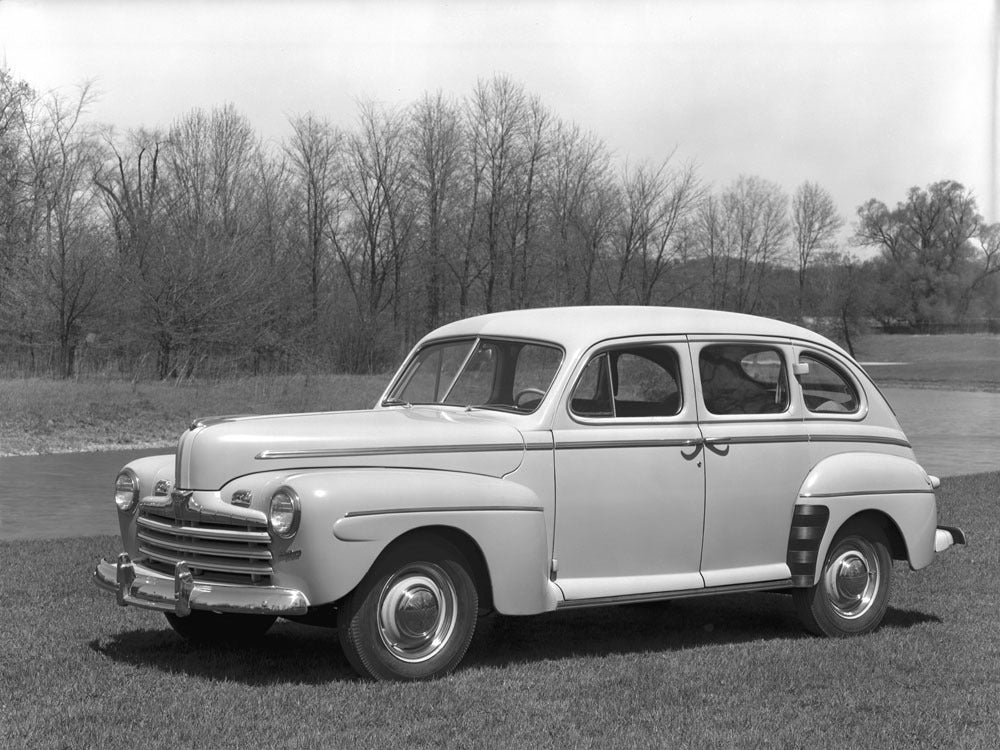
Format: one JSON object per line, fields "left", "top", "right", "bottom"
{"left": 343, "top": 505, "right": 543, "bottom": 518}
{"left": 256, "top": 442, "right": 523, "bottom": 460}
{"left": 555, "top": 579, "right": 794, "bottom": 610}
{"left": 800, "top": 488, "right": 935, "bottom": 499}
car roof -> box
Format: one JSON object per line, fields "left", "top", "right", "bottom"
{"left": 422, "top": 306, "right": 846, "bottom": 357}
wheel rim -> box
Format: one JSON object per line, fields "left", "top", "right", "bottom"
{"left": 821, "top": 537, "right": 881, "bottom": 620}
{"left": 377, "top": 562, "right": 457, "bottom": 663}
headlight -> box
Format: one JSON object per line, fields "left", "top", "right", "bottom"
{"left": 114, "top": 470, "right": 139, "bottom": 512}
{"left": 268, "top": 488, "right": 300, "bottom": 539}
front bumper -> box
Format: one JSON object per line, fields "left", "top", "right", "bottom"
{"left": 94, "top": 553, "right": 310, "bottom": 617}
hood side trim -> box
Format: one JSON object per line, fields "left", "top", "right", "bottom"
{"left": 256, "top": 442, "right": 526, "bottom": 461}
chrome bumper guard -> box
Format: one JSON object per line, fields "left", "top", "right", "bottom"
{"left": 94, "top": 553, "right": 310, "bottom": 617}
{"left": 934, "top": 525, "right": 967, "bottom": 553}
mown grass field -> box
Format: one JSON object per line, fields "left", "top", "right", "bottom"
{"left": 855, "top": 333, "right": 1000, "bottom": 392}
{"left": 1, "top": 471, "right": 995, "bottom": 749}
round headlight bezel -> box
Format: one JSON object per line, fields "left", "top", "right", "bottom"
{"left": 268, "top": 487, "right": 301, "bottom": 539}
{"left": 114, "top": 470, "right": 140, "bottom": 512}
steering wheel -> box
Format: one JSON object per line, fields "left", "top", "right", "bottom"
{"left": 514, "top": 388, "right": 546, "bottom": 409}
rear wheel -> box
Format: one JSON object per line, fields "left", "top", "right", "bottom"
{"left": 794, "top": 520, "right": 892, "bottom": 637}
{"left": 164, "top": 611, "right": 276, "bottom": 644}
{"left": 337, "top": 538, "right": 478, "bottom": 681}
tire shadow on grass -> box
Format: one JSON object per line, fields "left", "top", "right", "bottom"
{"left": 89, "top": 620, "right": 355, "bottom": 685}
{"left": 466, "top": 593, "right": 944, "bottom": 669}
{"left": 87, "top": 595, "right": 944, "bottom": 683}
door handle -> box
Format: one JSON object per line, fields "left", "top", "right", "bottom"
{"left": 680, "top": 439, "right": 703, "bottom": 460}
{"left": 704, "top": 437, "right": 731, "bottom": 456}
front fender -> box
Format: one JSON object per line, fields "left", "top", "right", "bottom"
{"left": 271, "top": 468, "right": 556, "bottom": 615}
{"left": 791, "top": 452, "right": 938, "bottom": 585}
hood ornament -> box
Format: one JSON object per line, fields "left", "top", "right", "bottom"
{"left": 170, "top": 490, "right": 196, "bottom": 516}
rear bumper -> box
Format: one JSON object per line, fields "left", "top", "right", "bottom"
{"left": 934, "top": 525, "right": 967, "bottom": 553}
{"left": 94, "top": 553, "right": 310, "bottom": 617}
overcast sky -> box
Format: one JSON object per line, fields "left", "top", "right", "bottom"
{"left": 1, "top": 0, "right": 995, "bottom": 231}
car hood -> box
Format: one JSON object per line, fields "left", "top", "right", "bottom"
{"left": 178, "top": 407, "right": 527, "bottom": 490}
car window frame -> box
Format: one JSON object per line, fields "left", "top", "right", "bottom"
{"left": 564, "top": 337, "right": 694, "bottom": 425}
{"left": 689, "top": 337, "right": 802, "bottom": 422}
{"left": 384, "top": 335, "right": 566, "bottom": 415}
{"left": 795, "top": 348, "right": 868, "bottom": 421}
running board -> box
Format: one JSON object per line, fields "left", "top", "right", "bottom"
{"left": 555, "top": 579, "right": 794, "bottom": 610}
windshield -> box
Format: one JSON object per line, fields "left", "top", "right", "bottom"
{"left": 387, "top": 338, "right": 563, "bottom": 413}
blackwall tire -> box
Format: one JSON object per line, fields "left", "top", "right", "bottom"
{"left": 337, "top": 538, "right": 478, "bottom": 681}
{"left": 794, "top": 521, "right": 892, "bottom": 637}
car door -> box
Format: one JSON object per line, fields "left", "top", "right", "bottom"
{"left": 692, "top": 338, "right": 808, "bottom": 588}
{"left": 551, "top": 339, "right": 706, "bottom": 602}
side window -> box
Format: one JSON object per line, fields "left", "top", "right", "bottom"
{"left": 699, "top": 344, "right": 789, "bottom": 415}
{"left": 799, "top": 354, "right": 860, "bottom": 414}
{"left": 571, "top": 346, "right": 682, "bottom": 419}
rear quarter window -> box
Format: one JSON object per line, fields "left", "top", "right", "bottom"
{"left": 798, "top": 354, "right": 860, "bottom": 414}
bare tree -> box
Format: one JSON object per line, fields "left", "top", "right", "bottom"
{"left": 17, "top": 83, "right": 106, "bottom": 377}
{"left": 0, "top": 69, "right": 35, "bottom": 316}
{"left": 409, "top": 91, "right": 463, "bottom": 330}
{"left": 505, "top": 94, "right": 551, "bottom": 308}
{"left": 698, "top": 175, "right": 790, "bottom": 313}
{"left": 285, "top": 113, "right": 343, "bottom": 328}
{"left": 545, "top": 121, "right": 616, "bottom": 304}
{"left": 465, "top": 75, "right": 528, "bottom": 312}
{"left": 609, "top": 157, "right": 702, "bottom": 305}
{"left": 792, "top": 181, "right": 842, "bottom": 316}
{"left": 335, "top": 100, "right": 415, "bottom": 370}
{"left": 97, "top": 106, "right": 266, "bottom": 377}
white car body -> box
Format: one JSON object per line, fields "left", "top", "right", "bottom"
{"left": 95, "top": 306, "right": 965, "bottom": 680}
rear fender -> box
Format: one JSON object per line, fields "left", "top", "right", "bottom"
{"left": 790, "top": 452, "right": 938, "bottom": 585}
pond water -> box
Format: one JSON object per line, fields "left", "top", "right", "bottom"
{"left": 1, "top": 388, "right": 998, "bottom": 541}
{"left": 881, "top": 387, "right": 1000, "bottom": 479}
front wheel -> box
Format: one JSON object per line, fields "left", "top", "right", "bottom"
{"left": 337, "top": 538, "right": 478, "bottom": 681}
{"left": 793, "top": 521, "right": 892, "bottom": 637}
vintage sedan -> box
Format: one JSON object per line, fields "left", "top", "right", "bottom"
{"left": 94, "top": 306, "right": 965, "bottom": 680}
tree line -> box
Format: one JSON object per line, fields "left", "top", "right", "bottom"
{"left": 1, "top": 68, "right": 998, "bottom": 379}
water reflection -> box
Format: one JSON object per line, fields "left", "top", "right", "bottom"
{"left": 1, "top": 388, "right": 998, "bottom": 541}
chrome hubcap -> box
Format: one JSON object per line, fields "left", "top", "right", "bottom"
{"left": 377, "top": 563, "right": 457, "bottom": 663}
{"left": 823, "top": 539, "right": 880, "bottom": 619}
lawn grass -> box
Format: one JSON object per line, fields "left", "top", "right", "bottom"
{"left": 1, "top": 472, "right": 995, "bottom": 749}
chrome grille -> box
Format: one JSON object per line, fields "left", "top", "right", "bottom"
{"left": 137, "top": 507, "right": 273, "bottom": 585}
